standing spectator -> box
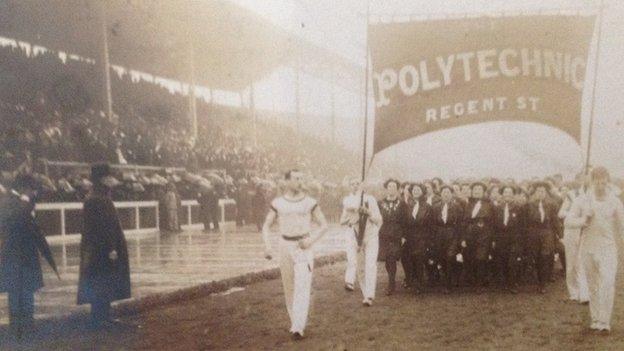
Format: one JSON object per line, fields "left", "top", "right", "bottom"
{"left": 198, "top": 183, "right": 219, "bottom": 233}
{"left": 0, "top": 174, "right": 58, "bottom": 340}
{"left": 251, "top": 182, "right": 268, "bottom": 232}
{"left": 233, "top": 179, "right": 247, "bottom": 227}
{"left": 164, "top": 182, "right": 180, "bottom": 232}
{"left": 77, "top": 163, "right": 131, "bottom": 329}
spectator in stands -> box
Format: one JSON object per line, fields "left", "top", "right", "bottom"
{"left": 164, "top": 182, "right": 180, "bottom": 232}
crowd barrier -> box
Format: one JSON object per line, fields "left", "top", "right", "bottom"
{"left": 35, "top": 199, "right": 237, "bottom": 244}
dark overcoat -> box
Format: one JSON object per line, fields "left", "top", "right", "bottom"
{"left": 0, "top": 193, "right": 56, "bottom": 293}
{"left": 77, "top": 193, "right": 131, "bottom": 305}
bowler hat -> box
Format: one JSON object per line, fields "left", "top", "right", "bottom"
{"left": 12, "top": 173, "right": 40, "bottom": 190}
{"left": 90, "top": 163, "right": 112, "bottom": 183}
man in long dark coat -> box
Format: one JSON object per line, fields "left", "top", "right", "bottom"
{"left": 0, "top": 174, "right": 58, "bottom": 339}
{"left": 78, "top": 163, "right": 131, "bottom": 328}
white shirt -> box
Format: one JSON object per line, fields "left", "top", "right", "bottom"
{"left": 565, "top": 190, "right": 624, "bottom": 252}
{"left": 341, "top": 192, "right": 382, "bottom": 238}
{"left": 471, "top": 200, "right": 481, "bottom": 219}
{"left": 441, "top": 203, "right": 448, "bottom": 224}
{"left": 504, "top": 203, "right": 510, "bottom": 226}
{"left": 271, "top": 195, "right": 318, "bottom": 237}
{"left": 412, "top": 201, "right": 420, "bottom": 219}
{"left": 426, "top": 195, "right": 434, "bottom": 206}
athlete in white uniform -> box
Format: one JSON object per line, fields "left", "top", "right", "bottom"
{"left": 565, "top": 167, "right": 624, "bottom": 333}
{"left": 340, "top": 177, "right": 382, "bottom": 306}
{"left": 262, "top": 170, "right": 328, "bottom": 340}
{"left": 559, "top": 182, "right": 589, "bottom": 304}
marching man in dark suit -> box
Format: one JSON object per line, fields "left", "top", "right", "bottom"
{"left": 432, "top": 185, "right": 462, "bottom": 293}
{"left": 0, "top": 174, "right": 58, "bottom": 340}
{"left": 77, "top": 163, "right": 131, "bottom": 329}
{"left": 526, "top": 182, "right": 560, "bottom": 294}
{"left": 378, "top": 179, "right": 407, "bottom": 295}
{"left": 402, "top": 183, "right": 432, "bottom": 294}
{"left": 492, "top": 186, "right": 524, "bottom": 293}
{"left": 461, "top": 182, "right": 494, "bottom": 289}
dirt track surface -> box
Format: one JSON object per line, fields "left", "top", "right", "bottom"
{"left": 4, "top": 261, "right": 624, "bottom": 351}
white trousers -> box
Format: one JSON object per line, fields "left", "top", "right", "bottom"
{"left": 344, "top": 228, "right": 379, "bottom": 300}
{"left": 278, "top": 238, "right": 314, "bottom": 334}
{"left": 581, "top": 245, "right": 617, "bottom": 329}
{"left": 562, "top": 229, "right": 588, "bottom": 301}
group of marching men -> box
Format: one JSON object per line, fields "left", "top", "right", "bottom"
{"left": 263, "top": 166, "right": 624, "bottom": 340}
{"left": 350, "top": 177, "right": 567, "bottom": 297}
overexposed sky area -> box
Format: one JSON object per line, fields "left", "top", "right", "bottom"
{"left": 233, "top": 0, "right": 624, "bottom": 181}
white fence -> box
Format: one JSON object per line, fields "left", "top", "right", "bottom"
{"left": 36, "top": 199, "right": 236, "bottom": 244}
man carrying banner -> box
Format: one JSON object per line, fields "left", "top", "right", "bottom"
{"left": 340, "top": 176, "right": 382, "bottom": 306}
{"left": 262, "top": 169, "right": 329, "bottom": 340}
{"left": 565, "top": 167, "right": 624, "bottom": 333}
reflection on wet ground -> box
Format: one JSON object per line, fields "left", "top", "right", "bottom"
{"left": 0, "top": 226, "right": 345, "bottom": 325}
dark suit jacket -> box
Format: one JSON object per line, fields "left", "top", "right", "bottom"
{"left": 431, "top": 201, "right": 463, "bottom": 256}
{"left": 492, "top": 202, "right": 524, "bottom": 235}
{"left": 402, "top": 200, "right": 432, "bottom": 256}
{"left": 462, "top": 199, "right": 494, "bottom": 259}
{"left": 525, "top": 200, "right": 560, "bottom": 233}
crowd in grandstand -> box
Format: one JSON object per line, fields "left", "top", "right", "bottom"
{"left": 0, "top": 42, "right": 353, "bottom": 226}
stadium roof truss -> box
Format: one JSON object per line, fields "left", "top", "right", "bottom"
{"left": 0, "top": 0, "right": 361, "bottom": 92}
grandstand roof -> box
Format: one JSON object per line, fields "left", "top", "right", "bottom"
{"left": 0, "top": 0, "right": 361, "bottom": 91}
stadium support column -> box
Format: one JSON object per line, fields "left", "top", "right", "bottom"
{"left": 99, "top": 2, "right": 114, "bottom": 124}
{"left": 295, "top": 57, "right": 301, "bottom": 133}
{"left": 330, "top": 77, "right": 336, "bottom": 144}
{"left": 188, "top": 43, "right": 198, "bottom": 141}
{"left": 250, "top": 81, "right": 257, "bottom": 148}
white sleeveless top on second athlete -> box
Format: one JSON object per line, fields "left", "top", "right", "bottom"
{"left": 271, "top": 195, "right": 318, "bottom": 237}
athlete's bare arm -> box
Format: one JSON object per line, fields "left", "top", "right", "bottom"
{"left": 299, "top": 205, "right": 328, "bottom": 250}
{"left": 262, "top": 209, "right": 277, "bottom": 260}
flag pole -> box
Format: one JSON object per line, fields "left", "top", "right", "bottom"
{"left": 360, "top": 0, "right": 371, "bottom": 183}
{"left": 584, "top": 0, "right": 605, "bottom": 174}
{"left": 357, "top": 0, "right": 372, "bottom": 248}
